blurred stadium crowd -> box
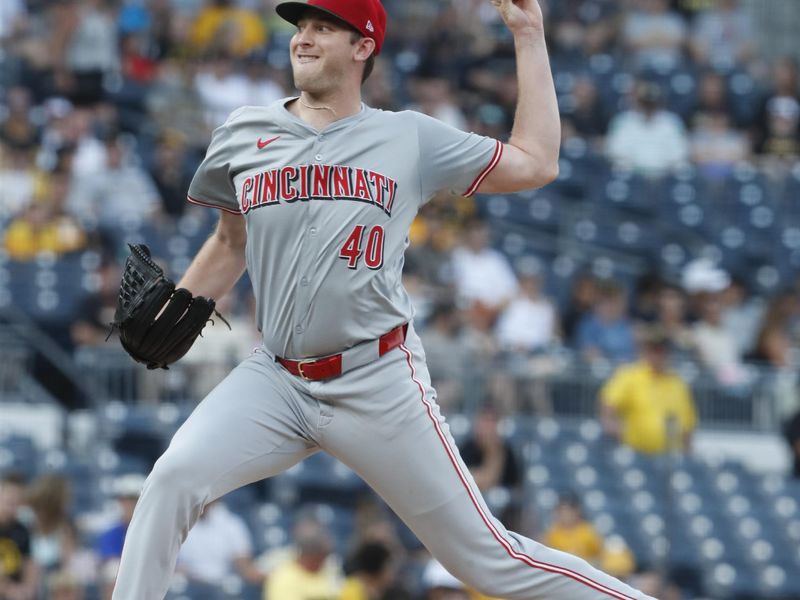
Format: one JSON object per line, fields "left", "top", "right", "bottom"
{"left": 2, "top": 0, "right": 800, "bottom": 598}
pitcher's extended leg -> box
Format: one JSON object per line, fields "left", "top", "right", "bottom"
{"left": 319, "top": 331, "right": 653, "bottom": 600}
{"left": 112, "top": 353, "right": 317, "bottom": 600}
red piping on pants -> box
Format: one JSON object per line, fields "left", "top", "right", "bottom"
{"left": 399, "top": 344, "right": 637, "bottom": 600}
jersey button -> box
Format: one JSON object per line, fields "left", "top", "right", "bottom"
{"left": 295, "top": 325, "right": 304, "bottom": 334}
{"left": 314, "top": 154, "right": 322, "bottom": 161}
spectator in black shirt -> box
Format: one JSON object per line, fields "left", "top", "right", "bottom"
{"left": 754, "top": 57, "right": 800, "bottom": 160}
{"left": 150, "top": 131, "right": 194, "bottom": 219}
{"left": 459, "top": 406, "right": 521, "bottom": 528}
{"left": 785, "top": 411, "right": 800, "bottom": 479}
{"left": 70, "top": 256, "right": 122, "bottom": 348}
{"left": 562, "top": 272, "right": 599, "bottom": 345}
{"left": 0, "top": 473, "right": 38, "bottom": 600}
{"left": 689, "top": 72, "right": 734, "bottom": 128}
{"left": 566, "top": 76, "right": 609, "bottom": 141}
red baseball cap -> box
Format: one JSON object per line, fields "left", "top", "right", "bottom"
{"left": 276, "top": 0, "right": 387, "bottom": 55}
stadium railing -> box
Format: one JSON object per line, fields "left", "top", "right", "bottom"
{"left": 64, "top": 344, "right": 792, "bottom": 432}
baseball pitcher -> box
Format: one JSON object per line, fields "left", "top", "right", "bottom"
{"left": 111, "top": 0, "right": 654, "bottom": 598}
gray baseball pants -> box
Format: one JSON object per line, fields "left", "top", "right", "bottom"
{"left": 112, "top": 324, "right": 652, "bottom": 600}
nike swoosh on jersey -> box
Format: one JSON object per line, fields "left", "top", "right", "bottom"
{"left": 256, "top": 136, "right": 280, "bottom": 150}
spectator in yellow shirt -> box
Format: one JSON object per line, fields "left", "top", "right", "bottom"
{"left": 4, "top": 170, "right": 87, "bottom": 261}
{"left": 190, "top": 0, "right": 267, "bottom": 58}
{"left": 600, "top": 327, "right": 698, "bottom": 454}
{"left": 264, "top": 517, "right": 342, "bottom": 600}
{"left": 542, "top": 493, "right": 603, "bottom": 564}
{"left": 542, "top": 495, "right": 637, "bottom": 580}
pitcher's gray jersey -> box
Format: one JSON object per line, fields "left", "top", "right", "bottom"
{"left": 116, "top": 97, "right": 654, "bottom": 600}
{"left": 188, "top": 99, "right": 502, "bottom": 358}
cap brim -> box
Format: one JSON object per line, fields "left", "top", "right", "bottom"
{"left": 275, "top": 2, "right": 345, "bottom": 27}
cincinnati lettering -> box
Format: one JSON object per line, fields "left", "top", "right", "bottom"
{"left": 240, "top": 164, "right": 398, "bottom": 216}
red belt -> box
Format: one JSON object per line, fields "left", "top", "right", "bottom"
{"left": 276, "top": 324, "right": 408, "bottom": 381}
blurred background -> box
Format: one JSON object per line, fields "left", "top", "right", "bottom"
{"left": 1, "top": 0, "right": 800, "bottom": 598}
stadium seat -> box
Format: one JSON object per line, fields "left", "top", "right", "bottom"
{"left": 585, "top": 167, "right": 658, "bottom": 218}
{"left": 165, "top": 579, "right": 225, "bottom": 600}
{"left": 223, "top": 483, "right": 260, "bottom": 516}
{"left": 37, "top": 449, "right": 101, "bottom": 511}
{"left": 0, "top": 434, "right": 38, "bottom": 477}
{"left": 485, "top": 193, "right": 560, "bottom": 233}
{"left": 726, "top": 70, "right": 760, "bottom": 125}
{"left": 704, "top": 561, "right": 761, "bottom": 600}
{"left": 665, "top": 68, "right": 698, "bottom": 119}
{"left": 667, "top": 525, "right": 702, "bottom": 565}
{"left": 270, "top": 453, "right": 369, "bottom": 509}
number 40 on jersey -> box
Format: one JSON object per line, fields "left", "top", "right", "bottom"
{"left": 339, "top": 224, "right": 385, "bottom": 270}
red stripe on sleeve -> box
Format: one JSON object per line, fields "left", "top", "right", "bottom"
{"left": 186, "top": 195, "right": 241, "bottom": 215}
{"left": 464, "top": 140, "right": 503, "bottom": 197}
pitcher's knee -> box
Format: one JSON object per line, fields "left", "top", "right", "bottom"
{"left": 143, "top": 449, "right": 208, "bottom": 504}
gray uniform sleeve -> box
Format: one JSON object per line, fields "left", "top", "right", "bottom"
{"left": 187, "top": 120, "right": 240, "bottom": 214}
{"left": 410, "top": 111, "right": 503, "bottom": 200}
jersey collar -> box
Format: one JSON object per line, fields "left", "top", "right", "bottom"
{"left": 279, "top": 96, "right": 371, "bottom": 135}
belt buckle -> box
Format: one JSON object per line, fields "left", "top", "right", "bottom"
{"left": 296, "top": 359, "right": 315, "bottom": 380}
